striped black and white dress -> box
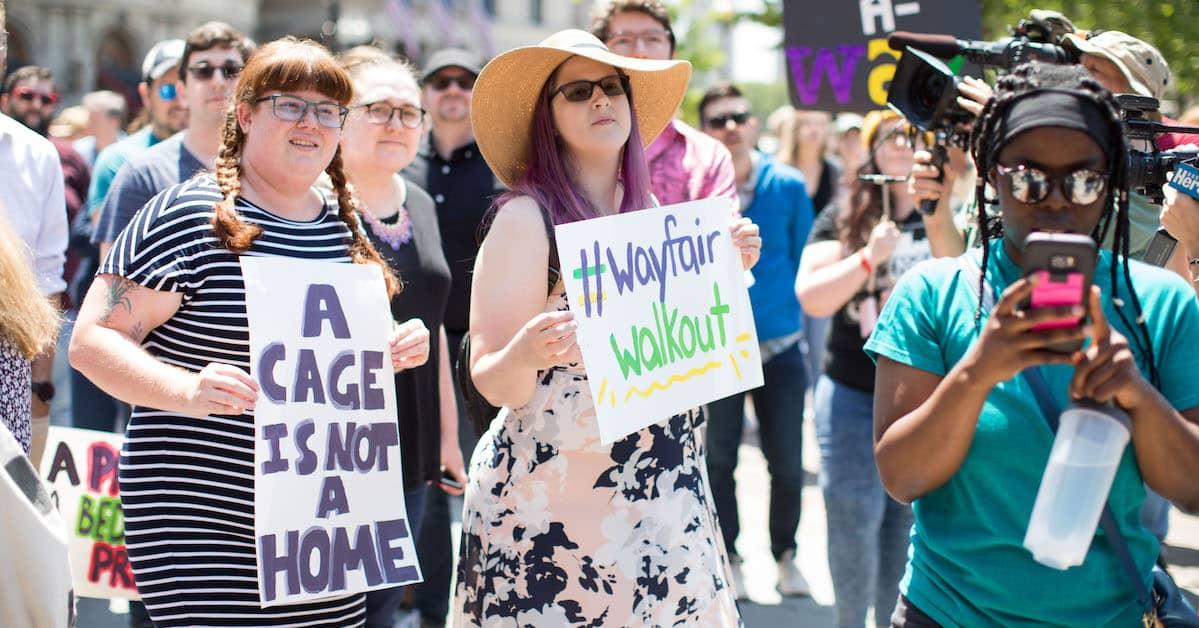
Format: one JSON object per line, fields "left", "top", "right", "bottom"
{"left": 101, "top": 175, "right": 366, "bottom": 626}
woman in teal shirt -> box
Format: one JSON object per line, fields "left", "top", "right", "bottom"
{"left": 866, "top": 63, "right": 1199, "bottom": 626}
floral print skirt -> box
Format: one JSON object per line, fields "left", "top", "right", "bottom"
{"left": 453, "top": 346, "right": 741, "bottom": 627}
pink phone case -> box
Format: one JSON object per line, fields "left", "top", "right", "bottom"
{"left": 1028, "top": 270, "right": 1084, "bottom": 331}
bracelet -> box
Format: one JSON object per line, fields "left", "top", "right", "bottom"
{"left": 858, "top": 249, "right": 874, "bottom": 274}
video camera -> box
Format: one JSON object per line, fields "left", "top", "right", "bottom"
{"left": 1116, "top": 95, "right": 1199, "bottom": 266}
{"left": 1118, "top": 95, "right": 1199, "bottom": 205}
{"left": 885, "top": 17, "right": 1078, "bottom": 214}
{"left": 885, "top": 48, "right": 971, "bottom": 214}
{"left": 887, "top": 17, "right": 1075, "bottom": 71}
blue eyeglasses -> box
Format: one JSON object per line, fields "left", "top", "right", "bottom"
{"left": 157, "top": 83, "right": 177, "bottom": 101}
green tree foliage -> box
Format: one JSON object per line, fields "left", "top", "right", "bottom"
{"left": 982, "top": 0, "right": 1197, "bottom": 109}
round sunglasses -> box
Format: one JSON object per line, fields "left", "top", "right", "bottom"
{"left": 554, "top": 74, "right": 630, "bottom": 103}
{"left": 996, "top": 163, "right": 1108, "bottom": 205}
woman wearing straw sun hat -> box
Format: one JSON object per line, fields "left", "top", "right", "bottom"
{"left": 455, "top": 29, "right": 756, "bottom": 626}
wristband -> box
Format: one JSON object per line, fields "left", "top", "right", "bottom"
{"left": 859, "top": 250, "right": 874, "bottom": 274}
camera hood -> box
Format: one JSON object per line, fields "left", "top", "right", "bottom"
{"left": 887, "top": 47, "right": 967, "bottom": 132}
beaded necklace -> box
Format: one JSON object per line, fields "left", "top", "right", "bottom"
{"left": 358, "top": 176, "right": 413, "bottom": 249}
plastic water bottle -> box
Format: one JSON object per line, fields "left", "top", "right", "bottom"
{"left": 1023, "top": 400, "right": 1131, "bottom": 570}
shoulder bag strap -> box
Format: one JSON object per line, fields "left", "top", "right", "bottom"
{"left": 1021, "top": 367, "right": 1155, "bottom": 615}
{"left": 537, "top": 206, "right": 561, "bottom": 296}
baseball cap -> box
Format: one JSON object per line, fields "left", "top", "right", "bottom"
{"left": 1063, "top": 31, "right": 1171, "bottom": 99}
{"left": 141, "top": 39, "right": 185, "bottom": 83}
{"left": 834, "top": 113, "right": 864, "bottom": 135}
{"left": 420, "top": 48, "right": 483, "bottom": 84}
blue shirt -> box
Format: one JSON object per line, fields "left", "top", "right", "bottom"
{"left": 85, "top": 127, "right": 163, "bottom": 222}
{"left": 742, "top": 152, "right": 814, "bottom": 342}
{"left": 94, "top": 133, "right": 205, "bottom": 246}
{"left": 864, "top": 240, "right": 1199, "bottom": 627}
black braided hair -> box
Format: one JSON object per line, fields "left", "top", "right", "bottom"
{"left": 968, "top": 62, "right": 1159, "bottom": 386}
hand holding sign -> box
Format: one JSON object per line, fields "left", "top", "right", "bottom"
{"left": 512, "top": 310, "right": 582, "bottom": 371}
{"left": 182, "top": 362, "right": 260, "bottom": 417}
{"left": 389, "top": 318, "right": 431, "bottom": 372}
{"left": 730, "top": 217, "right": 762, "bottom": 270}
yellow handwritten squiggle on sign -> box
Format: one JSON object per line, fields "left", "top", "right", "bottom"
{"left": 624, "top": 361, "right": 724, "bottom": 401}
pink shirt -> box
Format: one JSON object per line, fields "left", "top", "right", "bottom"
{"left": 646, "top": 119, "right": 739, "bottom": 213}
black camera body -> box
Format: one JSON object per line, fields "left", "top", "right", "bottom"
{"left": 1118, "top": 94, "right": 1199, "bottom": 205}
{"left": 887, "top": 47, "right": 973, "bottom": 137}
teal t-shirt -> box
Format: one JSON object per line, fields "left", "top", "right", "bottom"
{"left": 84, "top": 127, "right": 162, "bottom": 219}
{"left": 864, "top": 239, "right": 1199, "bottom": 627}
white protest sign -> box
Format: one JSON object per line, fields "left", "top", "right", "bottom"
{"left": 242, "top": 257, "right": 420, "bottom": 607}
{"left": 555, "top": 198, "right": 764, "bottom": 443}
{"left": 39, "top": 426, "right": 139, "bottom": 600}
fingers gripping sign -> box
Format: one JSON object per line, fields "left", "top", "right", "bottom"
{"left": 389, "top": 318, "right": 431, "bottom": 372}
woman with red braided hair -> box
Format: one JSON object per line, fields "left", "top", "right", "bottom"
{"left": 69, "top": 37, "right": 429, "bottom": 626}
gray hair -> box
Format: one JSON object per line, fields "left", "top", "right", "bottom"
{"left": 82, "top": 90, "right": 128, "bottom": 120}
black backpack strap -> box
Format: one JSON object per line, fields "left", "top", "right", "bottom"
{"left": 538, "top": 205, "right": 561, "bottom": 295}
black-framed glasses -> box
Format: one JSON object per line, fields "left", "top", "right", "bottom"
{"left": 554, "top": 74, "right": 630, "bottom": 103}
{"left": 359, "top": 102, "right": 426, "bottom": 129}
{"left": 427, "top": 73, "right": 475, "bottom": 91}
{"left": 255, "top": 94, "right": 348, "bottom": 129}
{"left": 705, "top": 111, "right": 751, "bottom": 129}
{"left": 996, "top": 163, "right": 1109, "bottom": 205}
{"left": 188, "top": 62, "right": 244, "bottom": 81}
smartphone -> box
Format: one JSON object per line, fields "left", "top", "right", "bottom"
{"left": 438, "top": 469, "right": 464, "bottom": 491}
{"left": 1021, "top": 233, "right": 1097, "bottom": 353}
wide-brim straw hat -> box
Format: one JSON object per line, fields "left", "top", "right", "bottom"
{"left": 471, "top": 29, "right": 692, "bottom": 188}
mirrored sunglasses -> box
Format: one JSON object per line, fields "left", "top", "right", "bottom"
{"left": 996, "top": 163, "right": 1109, "bottom": 205}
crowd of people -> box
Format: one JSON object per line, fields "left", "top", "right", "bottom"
{"left": 3, "top": 1, "right": 1199, "bottom": 627}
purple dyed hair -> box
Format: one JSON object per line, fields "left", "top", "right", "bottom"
{"left": 493, "top": 63, "right": 655, "bottom": 226}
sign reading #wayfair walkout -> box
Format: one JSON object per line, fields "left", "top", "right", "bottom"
{"left": 555, "top": 198, "right": 764, "bottom": 444}
{"left": 782, "top": 0, "right": 980, "bottom": 111}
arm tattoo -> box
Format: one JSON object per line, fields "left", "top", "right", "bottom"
{"left": 100, "top": 276, "right": 140, "bottom": 324}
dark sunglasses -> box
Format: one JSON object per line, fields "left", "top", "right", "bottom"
{"left": 427, "top": 74, "right": 475, "bottom": 91}
{"left": 996, "top": 163, "right": 1108, "bottom": 205}
{"left": 554, "top": 74, "right": 630, "bottom": 103}
{"left": 705, "top": 111, "right": 751, "bottom": 129}
{"left": 187, "top": 63, "right": 244, "bottom": 81}
{"left": 12, "top": 86, "right": 58, "bottom": 106}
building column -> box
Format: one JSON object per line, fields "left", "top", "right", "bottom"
{"left": 44, "top": 6, "right": 68, "bottom": 81}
